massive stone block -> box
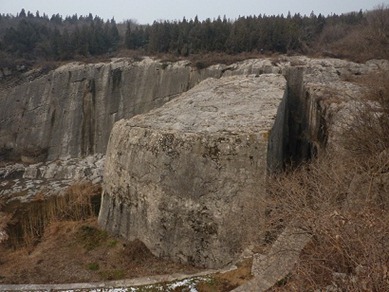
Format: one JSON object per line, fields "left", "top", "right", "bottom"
{"left": 99, "top": 74, "right": 287, "bottom": 268}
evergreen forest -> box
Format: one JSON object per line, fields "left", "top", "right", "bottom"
{"left": 0, "top": 7, "right": 388, "bottom": 66}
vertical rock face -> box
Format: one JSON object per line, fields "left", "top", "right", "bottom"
{"left": 0, "top": 58, "right": 223, "bottom": 160}
{"left": 99, "top": 74, "right": 287, "bottom": 268}
{"left": 2, "top": 56, "right": 385, "bottom": 162}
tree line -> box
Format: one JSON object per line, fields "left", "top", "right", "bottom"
{"left": 0, "top": 9, "right": 119, "bottom": 61}
{"left": 0, "top": 7, "right": 385, "bottom": 64}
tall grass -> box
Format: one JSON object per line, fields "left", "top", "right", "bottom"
{"left": 3, "top": 183, "right": 101, "bottom": 247}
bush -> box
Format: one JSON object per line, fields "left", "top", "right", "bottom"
{"left": 315, "top": 6, "right": 389, "bottom": 62}
{"left": 264, "top": 71, "right": 389, "bottom": 290}
{"left": 266, "top": 155, "right": 389, "bottom": 290}
{"left": 341, "top": 71, "right": 389, "bottom": 158}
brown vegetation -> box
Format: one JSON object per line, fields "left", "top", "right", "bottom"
{"left": 0, "top": 218, "right": 203, "bottom": 284}
{"left": 3, "top": 183, "right": 101, "bottom": 247}
{"left": 315, "top": 5, "right": 389, "bottom": 62}
{"left": 0, "top": 183, "right": 253, "bottom": 289}
{"left": 0, "top": 183, "right": 202, "bottom": 284}
{"left": 264, "top": 72, "right": 389, "bottom": 290}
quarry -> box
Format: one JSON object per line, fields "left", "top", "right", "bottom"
{"left": 1, "top": 55, "right": 388, "bottom": 291}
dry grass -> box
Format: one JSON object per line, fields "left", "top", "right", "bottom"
{"left": 0, "top": 183, "right": 203, "bottom": 285}
{"left": 266, "top": 155, "right": 389, "bottom": 291}
{"left": 3, "top": 182, "right": 101, "bottom": 247}
{"left": 0, "top": 219, "right": 202, "bottom": 284}
{"left": 264, "top": 71, "right": 389, "bottom": 291}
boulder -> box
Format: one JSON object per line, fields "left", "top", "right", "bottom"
{"left": 99, "top": 74, "right": 287, "bottom": 268}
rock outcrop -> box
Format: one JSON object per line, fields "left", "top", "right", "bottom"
{"left": 1, "top": 56, "right": 387, "bottom": 162}
{"left": 0, "top": 57, "right": 281, "bottom": 162}
{"left": 0, "top": 58, "right": 224, "bottom": 160}
{"left": 0, "top": 154, "right": 104, "bottom": 202}
{"left": 99, "top": 74, "right": 287, "bottom": 268}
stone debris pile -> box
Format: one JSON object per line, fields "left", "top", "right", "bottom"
{"left": 0, "top": 154, "right": 104, "bottom": 202}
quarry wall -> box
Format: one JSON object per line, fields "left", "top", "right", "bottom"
{"left": 1, "top": 57, "right": 288, "bottom": 161}
{"left": 1, "top": 56, "right": 386, "bottom": 163}
{"left": 0, "top": 58, "right": 225, "bottom": 160}
{"left": 1, "top": 55, "right": 388, "bottom": 268}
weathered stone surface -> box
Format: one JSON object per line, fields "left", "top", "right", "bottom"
{"left": 0, "top": 154, "right": 104, "bottom": 202}
{"left": 232, "top": 226, "right": 311, "bottom": 292}
{"left": 0, "top": 58, "right": 223, "bottom": 160}
{"left": 99, "top": 74, "right": 287, "bottom": 268}
{"left": 97, "top": 57, "right": 389, "bottom": 271}
{"left": 275, "top": 57, "right": 388, "bottom": 166}
{"left": 1, "top": 56, "right": 387, "bottom": 163}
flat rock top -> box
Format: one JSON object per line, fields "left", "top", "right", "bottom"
{"left": 125, "top": 74, "right": 286, "bottom": 134}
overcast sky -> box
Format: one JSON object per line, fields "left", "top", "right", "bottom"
{"left": 1, "top": 0, "right": 388, "bottom": 24}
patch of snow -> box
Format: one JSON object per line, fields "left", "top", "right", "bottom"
{"left": 168, "top": 278, "right": 197, "bottom": 290}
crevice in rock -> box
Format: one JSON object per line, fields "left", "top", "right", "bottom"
{"left": 267, "top": 67, "right": 329, "bottom": 172}
{"left": 284, "top": 67, "right": 315, "bottom": 166}
{"left": 81, "top": 79, "right": 96, "bottom": 156}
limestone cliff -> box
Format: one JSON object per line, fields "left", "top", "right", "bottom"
{"left": 0, "top": 58, "right": 225, "bottom": 160}
{"left": 1, "top": 56, "right": 387, "bottom": 163}
{"left": 99, "top": 74, "right": 287, "bottom": 268}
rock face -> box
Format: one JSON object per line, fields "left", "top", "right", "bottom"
{"left": 99, "top": 74, "right": 287, "bottom": 268}
{"left": 2, "top": 55, "right": 388, "bottom": 269}
{"left": 1, "top": 56, "right": 387, "bottom": 162}
{"left": 0, "top": 58, "right": 224, "bottom": 160}
{"left": 268, "top": 58, "right": 389, "bottom": 168}
{"left": 0, "top": 154, "right": 104, "bottom": 202}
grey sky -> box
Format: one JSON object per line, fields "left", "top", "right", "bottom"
{"left": 1, "top": 0, "right": 388, "bottom": 24}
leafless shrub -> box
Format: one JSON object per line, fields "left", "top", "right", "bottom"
{"left": 265, "top": 71, "right": 389, "bottom": 290}
{"left": 266, "top": 156, "right": 389, "bottom": 290}
{"left": 341, "top": 71, "right": 389, "bottom": 158}
{"left": 319, "top": 23, "right": 350, "bottom": 45}
{"left": 316, "top": 6, "right": 389, "bottom": 62}
{"left": 366, "top": 5, "right": 389, "bottom": 44}
{"left": 0, "top": 199, "right": 11, "bottom": 243}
